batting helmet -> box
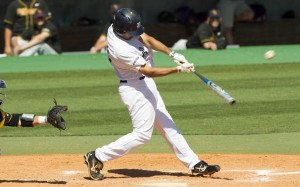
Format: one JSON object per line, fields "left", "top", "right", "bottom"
{"left": 113, "top": 8, "right": 144, "bottom": 37}
{"left": 0, "top": 80, "right": 7, "bottom": 106}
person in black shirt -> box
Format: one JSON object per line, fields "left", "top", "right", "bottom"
{"left": 13, "top": 9, "right": 61, "bottom": 56}
{"left": 186, "top": 9, "right": 227, "bottom": 50}
{"left": 171, "top": 9, "right": 227, "bottom": 51}
{"left": 3, "top": 0, "right": 51, "bottom": 56}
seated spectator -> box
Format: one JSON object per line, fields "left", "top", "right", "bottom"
{"left": 171, "top": 9, "right": 227, "bottom": 51}
{"left": 217, "top": 0, "right": 254, "bottom": 45}
{"left": 12, "top": 9, "right": 61, "bottom": 56}
{"left": 90, "top": 4, "right": 120, "bottom": 54}
{"left": 3, "top": 0, "right": 52, "bottom": 56}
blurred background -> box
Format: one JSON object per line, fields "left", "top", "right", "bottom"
{"left": 1, "top": 0, "right": 300, "bottom": 53}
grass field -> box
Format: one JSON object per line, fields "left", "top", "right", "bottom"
{"left": 0, "top": 46, "right": 299, "bottom": 155}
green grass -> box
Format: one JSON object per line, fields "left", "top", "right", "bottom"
{"left": 0, "top": 63, "right": 299, "bottom": 137}
{"left": 0, "top": 48, "right": 300, "bottom": 155}
{"left": 1, "top": 133, "right": 299, "bottom": 155}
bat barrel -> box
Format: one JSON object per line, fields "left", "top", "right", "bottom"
{"left": 229, "top": 100, "right": 236, "bottom": 105}
{"left": 207, "top": 81, "right": 236, "bottom": 106}
{"left": 194, "top": 70, "right": 236, "bottom": 106}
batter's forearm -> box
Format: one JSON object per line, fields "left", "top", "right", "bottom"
{"left": 141, "top": 34, "right": 172, "bottom": 55}
{"left": 148, "top": 38, "right": 171, "bottom": 55}
{"left": 140, "top": 67, "right": 178, "bottom": 77}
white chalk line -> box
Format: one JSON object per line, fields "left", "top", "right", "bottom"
{"left": 62, "top": 169, "right": 300, "bottom": 177}
{"left": 63, "top": 170, "right": 85, "bottom": 175}
{"left": 224, "top": 169, "right": 300, "bottom": 176}
{"left": 60, "top": 169, "right": 300, "bottom": 184}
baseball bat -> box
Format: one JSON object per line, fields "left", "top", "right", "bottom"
{"left": 193, "top": 70, "right": 236, "bottom": 105}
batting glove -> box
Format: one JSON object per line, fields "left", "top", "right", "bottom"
{"left": 176, "top": 64, "right": 194, "bottom": 73}
{"left": 169, "top": 51, "right": 188, "bottom": 64}
{"left": 174, "top": 59, "right": 194, "bottom": 69}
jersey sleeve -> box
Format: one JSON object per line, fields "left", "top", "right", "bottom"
{"left": 3, "top": 2, "right": 16, "bottom": 29}
{"left": 118, "top": 50, "right": 147, "bottom": 72}
{"left": 121, "top": 53, "right": 147, "bottom": 71}
{"left": 42, "top": 21, "right": 57, "bottom": 36}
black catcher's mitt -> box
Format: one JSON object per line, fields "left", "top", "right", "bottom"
{"left": 47, "top": 99, "right": 68, "bottom": 130}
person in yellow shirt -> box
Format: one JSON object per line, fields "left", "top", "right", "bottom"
{"left": 3, "top": 0, "right": 52, "bottom": 56}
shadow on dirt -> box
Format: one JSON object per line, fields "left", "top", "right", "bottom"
{"left": 107, "top": 168, "right": 233, "bottom": 180}
{"left": 109, "top": 168, "right": 189, "bottom": 177}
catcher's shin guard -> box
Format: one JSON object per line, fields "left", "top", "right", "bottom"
{"left": 84, "top": 151, "right": 104, "bottom": 180}
{"left": 191, "top": 161, "right": 221, "bottom": 176}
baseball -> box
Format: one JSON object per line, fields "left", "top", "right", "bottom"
{"left": 264, "top": 50, "right": 275, "bottom": 59}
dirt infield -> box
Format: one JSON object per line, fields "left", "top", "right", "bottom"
{"left": 0, "top": 153, "right": 299, "bottom": 187}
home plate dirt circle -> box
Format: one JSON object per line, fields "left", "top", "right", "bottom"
{"left": 0, "top": 154, "right": 299, "bottom": 187}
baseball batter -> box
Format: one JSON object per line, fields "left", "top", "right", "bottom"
{"left": 84, "top": 8, "right": 220, "bottom": 180}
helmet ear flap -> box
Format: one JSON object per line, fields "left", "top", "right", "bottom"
{"left": 113, "top": 24, "right": 126, "bottom": 35}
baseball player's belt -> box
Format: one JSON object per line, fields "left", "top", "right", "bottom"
{"left": 120, "top": 76, "right": 145, "bottom": 83}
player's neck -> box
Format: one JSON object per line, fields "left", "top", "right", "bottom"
{"left": 115, "top": 32, "right": 133, "bottom": 40}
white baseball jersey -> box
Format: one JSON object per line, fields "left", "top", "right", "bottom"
{"left": 95, "top": 25, "right": 200, "bottom": 170}
{"left": 107, "top": 24, "right": 154, "bottom": 81}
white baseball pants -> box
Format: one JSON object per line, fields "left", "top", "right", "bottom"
{"left": 95, "top": 77, "right": 200, "bottom": 170}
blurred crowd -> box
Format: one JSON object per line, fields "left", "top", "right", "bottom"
{"left": 2, "top": 0, "right": 268, "bottom": 57}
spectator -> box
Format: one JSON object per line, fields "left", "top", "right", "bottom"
{"left": 13, "top": 9, "right": 61, "bottom": 56}
{"left": 90, "top": 4, "right": 120, "bottom": 54}
{"left": 3, "top": 0, "right": 52, "bottom": 56}
{"left": 216, "top": 0, "right": 254, "bottom": 45}
{"left": 171, "top": 9, "right": 227, "bottom": 51}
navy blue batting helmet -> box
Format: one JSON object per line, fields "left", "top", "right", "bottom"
{"left": 113, "top": 8, "right": 144, "bottom": 37}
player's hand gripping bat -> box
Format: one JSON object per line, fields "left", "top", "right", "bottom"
{"left": 193, "top": 70, "right": 236, "bottom": 105}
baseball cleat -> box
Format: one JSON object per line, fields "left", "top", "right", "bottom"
{"left": 191, "top": 160, "right": 221, "bottom": 176}
{"left": 84, "top": 151, "right": 104, "bottom": 180}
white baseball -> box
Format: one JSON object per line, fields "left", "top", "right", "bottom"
{"left": 264, "top": 50, "right": 275, "bottom": 59}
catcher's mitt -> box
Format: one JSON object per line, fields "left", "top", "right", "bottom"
{"left": 47, "top": 99, "right": 68, "bottom": 130}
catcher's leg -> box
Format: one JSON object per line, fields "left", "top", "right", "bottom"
{"left": 84, "top": 151, "right": 104, "bottom": 180}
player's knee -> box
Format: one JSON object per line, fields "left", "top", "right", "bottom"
{"left": 133, "top": 131, "right": 152, "bottom": 144}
